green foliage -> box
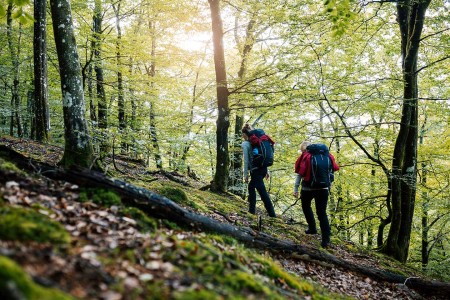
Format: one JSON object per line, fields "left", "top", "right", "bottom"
{"left": 0, "top": 206, "right": 70, "bottom": 244}
{"left": 0, "top": 0, "right": 33, "bottom": 23}
{"left": 323, "top": 0, "right": 356, "bottom": 36}
{"left": 79, "top": 188, "right": 122, "bottom": 207}
{"left": 0, "top": 256, "right": 73, "bottom": 300}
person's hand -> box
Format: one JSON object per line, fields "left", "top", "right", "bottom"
{"left": 293, "top": 191, "right": 299, "bottom": 198}
{"left": 265, "top": 172, "right": 270, "bottom": 180}
{"left": 244, "top": 176, "right": 249, "bottom": 183}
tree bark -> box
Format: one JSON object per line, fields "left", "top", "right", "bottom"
{"left": 6, "top": 4, "right": 23, "bottom": 138}
{"left": 382, "top": 0, "right": 431, "bottom": 263}
{"left": 92, "top": 0, "right": 108, "bottom": 155}
{"left": 112, "top": 1, "right": 126, "bottom": 153}
{"left": 49, "top": 0, "right": 94, "bottom": 168}
{"left": 209, "top": 0, "right": 230, "bottom": 193}
{"left": 33, "top": 0, "right": 50, "bottom": 142}
{"left": 147, "top": 20, "right": 162, "bottom": 169}
{"left": 229, "top": 18, "right": 256, "bottom": 197}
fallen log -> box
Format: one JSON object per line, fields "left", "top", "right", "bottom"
{"left": 0, "top": 144, "right": 448, "bottom": 298}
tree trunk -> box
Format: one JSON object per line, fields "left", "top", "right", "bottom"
{"left": 147, "top": 20, "right": 162, "bottom": 169}
{"left": 6, "top": 4, "right": 23, "bottom": 138}
{"left": 419, "top": 120, "right": 429, "bottom": 270}
{"left": 33, "top": 0, "right": 50, "bottom": 142}
{"left": 92, "top": 0, "right": 108, "bottom": 153}
{"left": 112, "top": 1, "right": 126, "bottom": 153}
{"left": 209, "top": 0, "right": 230, "bottom": 193}
{"left": 382, "top": 0, "right": 430, "bottom": 263}
{"left": 49, "top": 0, "right": 94, "bottom": 168}
{"left": 88, "top": 64, "right": 97, "bottom": 123}
{"left": 229, "top": 18, "right": 256, "bottom": 197}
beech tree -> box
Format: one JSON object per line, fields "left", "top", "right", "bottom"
{"left": 209, "top": 0, "right": 230, "bottom": 192}
{"left": 6, "top": 2, "right": 23, "bottom": 137}
{"left": 32, "top": 0, "right": 49, "bottom": 142}
{"left": 382, "top": 0, "right": 431, "bottom": 263}
{"left": 50, "top": 0, "right": 94, "bottom": 168}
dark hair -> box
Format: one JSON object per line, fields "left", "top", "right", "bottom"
{"left": 241, "top": 123, "right": 253, "bottom": 135}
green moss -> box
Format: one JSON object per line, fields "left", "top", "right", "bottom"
{"left": 223, "top": 270, "right": 267, "bottom": 293}
{"left": 79, "top": 188, "right": 122, "bottom": 207}
{"left": 120, "top": 207, "right": 157, "bottom": 232}
{"left": 0, "top": 206, "right": 70, "bottom": 244}
{"left": 0, "top": 256, "right": 73, "bottom": 300}
{"left": 159, "top": 186, "right": 187, "bottom": 202}
{"left": 159, "top": 186, "right": 199, "bottom": 209}
{"left": 256, "top": 257, "right": 314, "bottom": 294}
{"left": 0, "top": 158, "right": 21, "bottom": 173}
{"left": 174, "top": 288, "right": 224, "bottom": 300}
{"left": 161, "top": 219, "right": 181, "bottom": 230}
{"left": 143, "top": 281, "right": 171, "bottom": 300}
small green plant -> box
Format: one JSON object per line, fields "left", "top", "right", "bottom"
{"left": 0, "top": 206, "right": 70, "bottom": 244}
{"left": 0, "top": 256, "right": 73, "bottom": 300}
{"left": 79, "top": 188, "right": 121, "bottom": 207}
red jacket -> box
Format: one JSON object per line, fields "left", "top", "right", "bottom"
{"left": 294, "top": 152, "right": 339, "bottom": 181}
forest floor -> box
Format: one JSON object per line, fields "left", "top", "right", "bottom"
{"left": 0, "top": 136, "right": 446, "bottom": 300}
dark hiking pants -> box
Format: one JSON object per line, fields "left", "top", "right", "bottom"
{"left": 248, "top": 168, "right": 276, "bottom": 217}
{"left": 300, "top": 189, "right": 330, "bottom": 242}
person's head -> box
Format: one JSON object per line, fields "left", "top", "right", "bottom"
{"left": 300, "top": 141, "right": 311, "bottom": 153}
{"left": 241, "top": 123, "right": 254, "bottom": 140}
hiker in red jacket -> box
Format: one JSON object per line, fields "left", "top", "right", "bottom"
{"left": 293, "top": 141, "right": 339, "bottom": 248}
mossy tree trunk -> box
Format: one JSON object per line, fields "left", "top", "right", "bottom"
{"left": 50, "top": 0, "right": 94, "bottom": 168}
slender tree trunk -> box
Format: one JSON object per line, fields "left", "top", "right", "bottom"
{"left": 33, "top": 0, "right": 50, "bottom": 142}
{"left": 382, "top": 0, "right": 431, "bottom": 263}
{"left": 148, "top": 20, "right": 162, "bottom": 169}
{"left": 88, "top": 64, "right": 97, "bottom": 123}
{"left": 128, "top": 58, "right": 137, "bottom": 157}
{"left": 92, "top": 0, "right": 108, "bottom": 153}
{"left": 50, "top": 0, "right": 94, "bottom": 168}
{"left": 180, "top": 61, "right": 204, "bottom": 168}
{"left": 229, "top": 18, "right": 256, "bottom": 197}
{"left": 419, "top": 120, "right": 429, "bottom": 270}
{"left": 209, "top": 0, "right": 230, "bottom": 193}
{"left": 113, "top": 1, "right": 126, "bottom": 153}
{"left": 6, "top": 4, "right": 23, "bottom": 137}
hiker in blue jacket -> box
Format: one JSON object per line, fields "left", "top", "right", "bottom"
{"left": 242, "top": 123, "right": 276, "bottom": 218}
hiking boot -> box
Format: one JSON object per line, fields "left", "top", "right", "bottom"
{"left": 321, "top": 236, "right": 330, "bottom": 248}
{"left": 305, "top": 229, "right": 317, "bottom": 234}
